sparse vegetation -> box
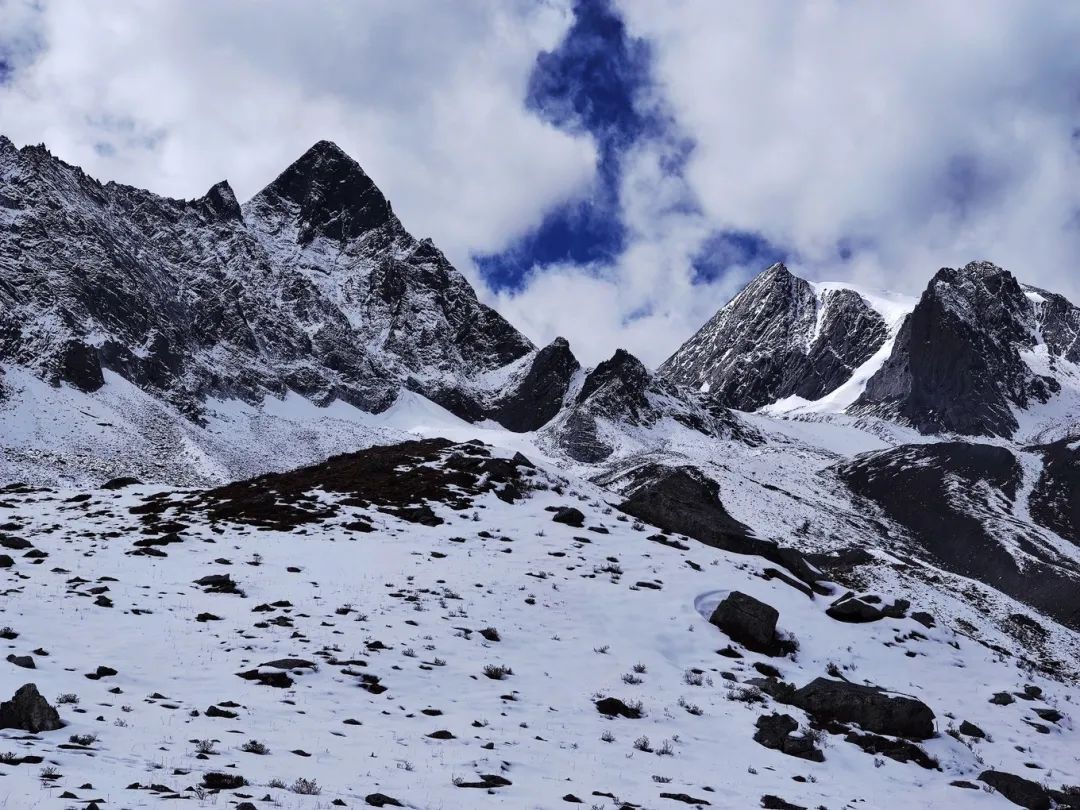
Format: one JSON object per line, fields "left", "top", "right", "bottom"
{"left": 290, "top": 777, "right": 322, "bottom": 795}
{"left": 194, "top": 738, "right": 217, "bottom": 755}
{"left": 483, "top": 664, "right": 513, "bottom": 680}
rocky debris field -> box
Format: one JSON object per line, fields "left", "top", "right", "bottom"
{"left": 0, "top": 439, "right": 1078, "bottom": 808}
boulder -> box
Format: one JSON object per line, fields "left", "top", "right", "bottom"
{"left": 826, "top": 596, "right": 883, "bottom": 623}
{"left": 792, "top": 677, "right": 935, "bottom": 740}
{"left": 366, "top": 794, "right": 405, "bottom": 807}
{"left": 0, "top": 683, "right": 63, "bottom": 732}
{"left": 0, "top": 554, "right": 13, "bottom": 568}
{"left": 6, "top": 654, "right": 35, "bottom": 669}
{"left": 958, "top": 720, "right": 986, "bottom": 739}
{"left": 595, "top": 696, "right": 642, "bottom": 719}
{"left": 753, "top": 713, "right": 824, "bottom": 762}
{"left": 844, "top": 729, "right": 937, "bottom": 769}
{"left": 709, "top": 591, "right": 779, "bottom": 654}
{"left": 978, "top": 770, "right": 1051, "bottom": 810}
{"left": 552, "top": 507, "right": 585, "bottom": 528}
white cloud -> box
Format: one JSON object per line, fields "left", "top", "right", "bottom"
{"left": 0, "top": 0, "right": 596, "bottom": 265}
{"left": 616, "top": 0, "right": 1080, "bottom": 294}
{"left": 5, "top": 1, "right": 1080, "bottom": 369}
{"left": 494, "top": 0, "right": 1080, "bottom": 366}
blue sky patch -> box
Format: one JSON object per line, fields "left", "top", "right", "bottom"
{"left": 474, "top": 0, "right": 660, "bottom": 291}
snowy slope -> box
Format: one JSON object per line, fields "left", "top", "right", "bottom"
{"left": 1, "top": 440, "right": 1078, "bottom": 809}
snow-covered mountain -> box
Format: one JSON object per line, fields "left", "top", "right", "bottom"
{"left": 663, "top": 259, "right": 1080, "bottom": 442}
{"left": 0, "top": 137, "right": 534, "bottom": 422}
{"left": 659, "top": 263, "right": 901, "bottom": 411}
{"left": 3, "top": 138, "right": 1080, "bottom": 809}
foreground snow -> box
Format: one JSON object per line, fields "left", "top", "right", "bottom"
{"left": 0, "top": 447, "right": 1078, "bottom": 809}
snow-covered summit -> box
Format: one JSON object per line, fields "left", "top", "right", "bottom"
{"left": 659, "top": 263, "right": 904, "bottom": 411}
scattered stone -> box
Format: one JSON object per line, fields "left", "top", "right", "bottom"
{"left": 236, "top": 669, "right": 293, "bottom": 688}
{"left": 760, "top": 796, "right": 806, "bottom": 810}
{"left": 6, "top": 654, "right": 34, "bottom": 669}
{"left": 454, "top": 774, "right": 511, "bottom": 789}
{"left": 661, "top": 792, "right": 712, "bottom": 805}
{"left": 844, "top": 729, "right": 938, "bottom": 769}
{"left": 103, "top": 476, "right": 143, "bottom": 490}
{"left": 911, "top": 611, "right": 936, "bottom": 628}
{"left": 202, "top": 772, "right": 247, "bottom": 791}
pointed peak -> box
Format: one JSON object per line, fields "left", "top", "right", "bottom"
{"left": 928, "top": 261, "right": 1020, "bottom": 299}
{"left": 578, "top": 349, "right": 650, "bottom": 404}
{"left": 0, "top": 135, "right": 14, "bottom": 154}
{"left": 254, "top": 140, "right": 394, "bottom": 245}
{"left": 194, "top": 180, "right": 242, "bottom": 221}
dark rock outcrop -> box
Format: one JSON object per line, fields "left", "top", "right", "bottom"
{"left": 852, "top": 262, "right": 1067, "bottom": 437}
{"left": 594, "top": 697, "right": 642, "bottom": 719}
{"left": 611, "top": 464, "right": 828, "bottom": 593}
{"left": 978, "top": 770, "right": 1054, "bottom": 809}
{"left": 0, "top": 683, "right": 63, "bottom": 732}
{"left": 709, "top": 591, "right": 780, "bottom": 654}
{"left": 791, "top": 677, "right": 935, "bottom": 740}
{"left": 491, "top": 338, "right": 579, "bottom": 432}
{"left": 753, "top": 713, "right": 824, "bottom": 761}
{"left": 836, "top": 442, "right": 1080, "bottom": 629}
{"left": 551, "top": 507, "right": 585, "bottom": 528}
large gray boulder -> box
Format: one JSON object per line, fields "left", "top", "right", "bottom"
{"left": 0, "top": 683, "right": 63, "bottom": 732}
{"left": 792, "top": 677, "right": 935, "bottom": 740}
{"left": 709, "top": 591, "right": 780, "bottom": 654}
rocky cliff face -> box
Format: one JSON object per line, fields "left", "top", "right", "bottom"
{"left": 851, "top": 262, "right": 1075, "bottom": 438}
{"left": 0, "top": 137, "right": 532, "bottom": 422}
{"left": 659, "top": 263, "right": 888, "bottom": 410}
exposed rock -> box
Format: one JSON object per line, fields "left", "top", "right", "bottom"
{"left": 612, "top": 464, "right": 827, "bottom": 593}
{"left": 709, "top": 591, "right": 780, "bottom": 655}
{"left": 958, "top": 720, "right": 986, "bottom": 739}
{"left": 0, "top": 683, "right": 63, "bottom": 732}
{"left": 792, "top": 677, "right": 935, "bottom": 740}
{"left": 826, "top": 595, "right": 883, "bottom": 623}
{"left": 753, "top": 713, "right": 824, "bottom": 762}
{"left": 6, "top": 654, "right": 34, "bottom": 669}
{"left": 595, "top": 697, "right": 642, "bottom": 719}
{"left": 843, "top": 729, "right": 937, "bottom": 769}
{"left": 978, "top": 770, "right": 1051, "bottom": 809}
{"left": 490, "top": 337, "right": 579, "bottom": 432}
{"left": 853, "top": 262, "right": 1065, "bottom": 438}
{"left": 837, "top": 442, "right": 1080, "bottom": 630}
{"left": 552, "top": 507, "right": 585, "bottom": 528}
{"left": 660, "top": 263, "right": 888, "bottom": 410}
{"left": 366, "top": 794, "right": 405, "bottom": 807}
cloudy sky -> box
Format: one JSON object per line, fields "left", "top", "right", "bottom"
{"left": 2, "top": 0, "right": 1080, "bottom": 365}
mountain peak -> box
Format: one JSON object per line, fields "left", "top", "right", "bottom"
{"left": 252, "top": 140, "right": 394, "bottom": 245}
{"left": 195, "top": 180, "right": 242, "bottom": 221}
